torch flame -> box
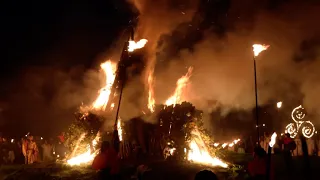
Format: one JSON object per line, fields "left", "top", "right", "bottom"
{"left": 92, "top": 61, "right": 117, "bottom": 110}
{"left": 165, "top": 67, "right": 193, "bottom": 106}
{"left": 147, "top": 71, "right": 156, "bottom": 112}
{"left": 128, "top": 39, "right": 148, "bottom": 52}
{"left": 269, "top": 132, "right": 277, "bottom": 148}
{"left": 253, "top": 44, "right": 269, "bottom": 57}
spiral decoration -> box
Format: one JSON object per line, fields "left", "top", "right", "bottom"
{"left": 285, "top": 123, "right": 298, "bottom": 138}
{"left": 285, "top": 105, "right": 316, "bottom": 139}
{"left": 301, "top": 121, "right": 315, "bottom": 138}
{"left": 291, "top": 105, "right": 306, "bottom": 123}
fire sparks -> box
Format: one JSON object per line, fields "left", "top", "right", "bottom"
{"left": 67, "top": 135, "right": 100, "bottom": 166}
{"left": 147, "top": 71, "right": 155, "bottom": 112}
{"left": 165, "top": 67, "right": 193, "bottom": 106}
{"left": 269, "top": 132, "right": 277, "bottom": 148}
{"left": 188, "top": 140, "right": 228, "bottom": 168}
{"left": 92, "top": 61, "right": 117, "bottom": 110}
{"left": 128, "top": 39, "right": 148, "bottom": 52}
{"left": 187, "top": 129, "right": 228, "bottom": 168}
{"left": 252, "top": 44, "right": 269, "bottom": 57}
{"left": 117, "top": 118, "right": 123, "bottom": 141}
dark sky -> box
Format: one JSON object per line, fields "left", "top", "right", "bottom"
{"left": 0, "top": 0, "right": 133, "bottom": 137}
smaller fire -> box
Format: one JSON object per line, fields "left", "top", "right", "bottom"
{"left": 188, "top": 140, "right": 228, "bottom": 168}
{"left": 128, "top": 39, "right": 148, "bottom": 52}
{"left": 222, "top": 143, "right": 228, "bottom": 148}
{"left": 147, "top": 71, "right": 155, "bottom": 112}
{"left": 117, "top": 118, "right": 123, "bottom": 141}
{"left": 269, "top": 132, "right": 277, "bottom": 148}
{"left": 67, "top": 135, "right": 100, "bottom": 166}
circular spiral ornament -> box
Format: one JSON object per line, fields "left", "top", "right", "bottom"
{"left": 291, "top": 105, "right": 306, "bottom": 122}
{"left": 301, "top": 121, "right": 315, "bottom": 139}
{"left": 285, "top": 123, "right": 298, "bottom": 138}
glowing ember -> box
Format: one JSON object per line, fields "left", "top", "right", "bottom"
{"left": 117, "top": 118, "right": 123, "bottom": 141}
{"left": 252, "top": 44, "right": 269, "bottom": 57}
{"left": 147, "top": 71, "right": 155, "bottom": 112}
{"left": 213, "top": 143, "right": 219, "bottom": 147}
{"left": 165, "top": 67, "right": 193, "bottom": 106}
{"left": 92, "top": 61, "right": 117, "bottom": 110}
{"left": 128, "top": 39, "right": 148, "bottom": 52}
{"left": 269, "top": 132, "right": 277, "bottom": 147}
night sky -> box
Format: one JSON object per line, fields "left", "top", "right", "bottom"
{"left": 0, "top": 0, "right": 133, "bottom": 137}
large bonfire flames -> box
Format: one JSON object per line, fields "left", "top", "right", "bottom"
{"left": 92, "top": 61, "right": 117, "bottom": 111}
{"left": 67, "top": 60, "right": 117, "bottom": 165}
{"left": 66, "top": 37, "right": 233, "bottom": 168}
{"left": 165, "top": 67, "right": 193, "bottom": 106}
{"left": 66, "top": 39, "right": 148, "bottom": 166}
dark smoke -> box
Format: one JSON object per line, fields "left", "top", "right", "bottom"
{"left": 125, "top": 0, "right": 320, "bottom": 125}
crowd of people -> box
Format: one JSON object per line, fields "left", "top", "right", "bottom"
{"left": 0, "top": 134, "right": 66, "bottom": 165}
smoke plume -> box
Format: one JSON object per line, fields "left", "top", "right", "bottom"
{"left": 148, "top": 1, "right": 320, "bottom": 121}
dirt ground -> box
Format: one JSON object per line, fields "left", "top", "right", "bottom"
{"left": 1, "top": 155, "right": 320, "bottom": 180}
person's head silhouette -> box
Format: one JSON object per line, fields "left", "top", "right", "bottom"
{"left": 194, "top": 170, "right": 218, "bottom": 180}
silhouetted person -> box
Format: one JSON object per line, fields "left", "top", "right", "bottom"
{"left": 194, "top": 170, "right": 218, "bottom": 180}
{"left": 248, "top": 146, "right": 274, "bottom": 180}
{"left": 92, "top": 141, "right": 120, "bottom": 180}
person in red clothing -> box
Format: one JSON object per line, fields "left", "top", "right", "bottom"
{"left": 248, "top": 146, "right": 274, "bottom": 180}
{"left": 92, "top": 141, "right": 120, "bottom": 180}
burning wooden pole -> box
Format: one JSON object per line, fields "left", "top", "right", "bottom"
{"left": 266, "top": 132, "right": 277, "bottom": 180}
{"left": 112, "top": 26, "right": 134, "bottom": 152}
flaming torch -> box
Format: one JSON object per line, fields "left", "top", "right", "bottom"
{"left": 266, "top": 132, "right": 277, "bottom": 180}
{"left": 252, "top": 44, "right": 269, "bottom": 142}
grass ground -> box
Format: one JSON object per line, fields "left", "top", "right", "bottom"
{"left": 1, "top": 154, "right": 319, "bottom": 180}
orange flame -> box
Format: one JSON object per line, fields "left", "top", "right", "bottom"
{"left": 67, "top": 134, "right": 100, "bottom": 166}
{"left": 128, "top": 39, "right": 148, "bottom": 52}
{"left": 147, "top": 71, "right": 156, "bottom": 112}
{"left": 165, "top": 67, "right": 193, "bottom": 106}
{"left": 252, "top": 44, "right": 269, "bottom": 57}
{"left": 117, "top": 118, "right": 123, "bottom": 141}
{"left": 188, "top": 129, "right": 228, "bottom": 168}
{"left": 92, "top": 61, "right": 117, "bottom": 110}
